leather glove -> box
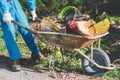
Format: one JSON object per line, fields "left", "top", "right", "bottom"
{"left": 30, "top": 10, "right": 37, "bottom": 21}
{"left": 3, "top": 12, "right": 13, "bottom": 24}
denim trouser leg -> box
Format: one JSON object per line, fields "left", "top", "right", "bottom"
{"left": 1, "top": 21, "right": 22, "bottom": 60}
{"left": 13, "top": 0, "right": 40, "bottom": 55}
{"left": 0, "top": 0, "right": 40, "bottom": 60}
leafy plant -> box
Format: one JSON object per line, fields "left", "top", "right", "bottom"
{"left": 105, "top": 70, "right": 120, "bottom": 79}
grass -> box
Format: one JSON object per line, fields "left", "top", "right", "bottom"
{"left": 106, "top": 70, "right": 120, "bottom": 78}
{"left": 0, "top": 28, "right": 7, "bottom": 54}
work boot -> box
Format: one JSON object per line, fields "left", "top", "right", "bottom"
{"left": 31, "top": 53, "right": 44, "bottom": 64}
{"left": 9, "top": 60, "right": 22, "bottom": 72}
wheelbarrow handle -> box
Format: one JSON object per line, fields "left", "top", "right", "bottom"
{"left": 11, "top": 20, "right": 37, "bottom": 35}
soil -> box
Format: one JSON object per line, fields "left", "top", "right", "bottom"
{"left": 0, "top": 54, "right": 104, "bottom": 80}
{"left": 104, "top": 25, "right": 120, "bottom": 63}
{"left": 0, "top": 24, "right": 120, "bottom": 80}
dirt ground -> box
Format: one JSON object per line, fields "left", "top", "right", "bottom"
{"left": 0, "top": 54, "right": 106, "bottom": 80}
{"left": 0, "top": 24, "right": 120, "bottom": 80}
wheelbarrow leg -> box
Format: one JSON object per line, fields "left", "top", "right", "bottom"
{"left": 60, "top": 48, "right": 65, "bottom": 63}
{"left": 49, "top": 46, "right": 57, "bottom": 69}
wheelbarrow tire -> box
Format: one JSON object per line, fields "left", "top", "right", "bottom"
{"left": 82, "top": 48, "right": 110, "bottom": 75}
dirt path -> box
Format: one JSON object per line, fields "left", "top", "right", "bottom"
{"left": 0, "top": 54, "right": 105, "bottom": 80}
{"left": 0, "top": 54, "right": 56, "bottom": 80}
{"left": 0, "top": 66, "right": 53, "bottom": 80}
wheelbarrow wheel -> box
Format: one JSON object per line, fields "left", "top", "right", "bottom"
{"left": 82, "top": 49, "right": 110, "bottom": 75}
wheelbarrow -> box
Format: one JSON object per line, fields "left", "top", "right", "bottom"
{"left": 12, "top": 20, "right": 116, "bottom": 75}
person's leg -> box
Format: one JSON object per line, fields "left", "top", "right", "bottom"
{"left": 1, "top": 21, "right": 22, "bottom": 60}
{"left": 0, "top": 18, "right": 22, "bottom": 71}
{"left": 0, "top": 0, "right": 22, "bottom": 71}
{"left": 13, "top": 1, "right": 40, "bottom": 55}
{"left": 12, "top": 0, "right": 43, "bottom": 62}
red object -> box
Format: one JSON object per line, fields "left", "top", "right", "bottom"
{"left": 69, "top": 20, "right": 82, "bottom": 29}
{"left": 37, "top": 24, "right": 41, "bottom": 31}
{"left": 69, "top": 21, "right": 77, "bottom": 29}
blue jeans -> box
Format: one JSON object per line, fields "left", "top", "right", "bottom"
{"left": 0, "top": 0, "right": 40, "bottom": 60}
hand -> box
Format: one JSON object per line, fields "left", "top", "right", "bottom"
{"left": 3, "top": 12, "right": 13, "bottom": 24}
{"left": 30, "top": 10, "right": 37, "bottom": 21}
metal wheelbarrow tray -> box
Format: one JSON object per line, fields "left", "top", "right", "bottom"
{"left": 36, "top": 31, "right": 107, "bottom": 49}
{"left": 12, "top": 20, "right": 116, "bottom": 75}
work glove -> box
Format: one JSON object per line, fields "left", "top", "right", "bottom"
{"left": 3, "top": 12, "right": 13, "bottom": 24}
{"left": 30, "top": 10, "right": 37, "bottom": 21}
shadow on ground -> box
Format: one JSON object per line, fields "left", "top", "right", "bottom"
{"left": 0, "top": 55, "right": 48, "bottom": 73}
{"left": 0, "top": 55, "right": 92, "bottom": 80}
{"left": 0, "top": 54, "right": 83, "bottom": 74}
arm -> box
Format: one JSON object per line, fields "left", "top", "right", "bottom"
{"left": 26, "top": 0, "right": 36, "bottom": 11}
{"left": 26, "top": 0, "right": 37, "bottom": 21}
{"left": 0, "top": 0, "right": 13, "bottom": 23}
{"left": 0, "top": 0, "right": 9, "bottom": 12}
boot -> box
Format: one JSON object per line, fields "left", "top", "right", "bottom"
{"left": 31, "top": 53, "right": 44, "bottom": 64}
{"left": 9, "top": 60, "right": 22, "bottom": 71}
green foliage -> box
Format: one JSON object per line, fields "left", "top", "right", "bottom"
{"left": 74, "top": 0, "right": 83, "bottom": 5}
{"left": 19, "top": 0, "right": 27, "bottom": 11}
{"left": 19, "top": 0, "right": 84, "bottom": 15}
{"left": 36, "top": 0, "right": 46, "bottom": 15}
{"left": 56, "top": 55, "right": 82, "bottom": 72}
{"left": 105, "top": 70, "right": 120, "bottom": 79}
{"left": 95, "top": 12, "right": 111, "bottom": 22}
{"left": 19, "top": 0, "right": 120, "bottom": 21}
{"left": 93, "top": 39, "right": 111, "bottom": 50}
{"left": 110, "top": 16, "right": 120, "bottom": 21}
{"left": 0, "top": 27, "right": 7, "bottom": 53}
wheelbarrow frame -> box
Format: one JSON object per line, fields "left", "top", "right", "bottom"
{"left": 12, "top": 20, "right": 116, "bottom": 73}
